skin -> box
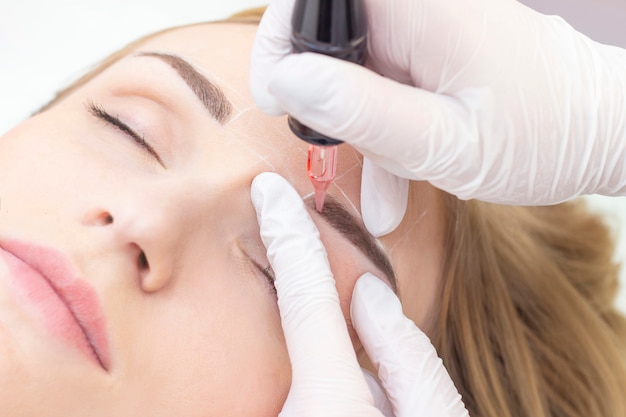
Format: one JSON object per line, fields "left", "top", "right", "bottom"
{"left": 0, "top": 22, "right": 445, "bottom": 416}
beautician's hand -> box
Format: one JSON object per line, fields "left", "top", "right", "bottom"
{"left": 250, "top": 172, "right": 468, "bottom": 417}
{"left": 250, "top": 0, "right": 626, "bottom": 236}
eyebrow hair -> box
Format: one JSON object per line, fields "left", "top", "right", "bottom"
{"left": 305, "top": 196, "right": 397, "bottom": 292}
{"left": 134, "top": 51, "right": 233, "bottom": 124}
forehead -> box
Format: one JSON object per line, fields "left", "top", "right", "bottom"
{"left": 136, "top": 23, "right": 258, "bottom": 110}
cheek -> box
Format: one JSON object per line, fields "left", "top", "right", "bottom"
{"left": 214, "top": 288, "right": 291, "bottom": 416}
{"left": 0, "top": 121, "right": 59, "bottom": 188}
{"left": 198, "top": 296, "right": 291, "bottom": 416}
{"left": 0, "top": 121, "right": 81, "bottom": 233}
{"left": 120, "top": 266, "right": 291, "bottom": 417}
{"left": 0, "top": 116, "right": 119, "bottom": 209}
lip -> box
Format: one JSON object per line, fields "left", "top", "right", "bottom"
{"left": 0, "top": 240, "right": 110, "bottom": 371}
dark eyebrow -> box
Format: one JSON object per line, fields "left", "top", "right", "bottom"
{"left": 305, "top": 195, "right": 397, "bottom": 292}
{"left": 134, "top": 51, "right": 233, "bottom": 124}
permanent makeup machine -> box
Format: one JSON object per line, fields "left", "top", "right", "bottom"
{"left": 288, "top": 0, "right": 368, "bottom": 211}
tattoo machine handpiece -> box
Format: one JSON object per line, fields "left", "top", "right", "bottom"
{"left": 288, "top": 0, "right": 368, "bottom": 212}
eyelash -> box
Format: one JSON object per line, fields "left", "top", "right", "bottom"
{"left": 252, "top": 260, "right": 276, "bottom": 296}
{"left": 261, "top": 264, "right": 276, "bottom": 294}
{"left": 86, "top": 101, "right": 166, "bottom": 167}
{"left": 259, "top": 265, "right": 276, "bottom": 294}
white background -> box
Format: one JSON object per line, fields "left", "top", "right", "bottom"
{"left": 1, "top": 0, "right": 625, "bottom": 311}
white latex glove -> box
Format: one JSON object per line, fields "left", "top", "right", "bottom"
{"left": 250, "top": 172, "right": 468, "bottom": 417}
{"left": 352, "top": 273, "right": 469, "bottom": 417}
{"left": 250, "top": 0, "right": 626, "bottom": 236}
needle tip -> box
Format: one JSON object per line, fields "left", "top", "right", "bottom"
{"left": 307, "top": 144, "right": 337, "bottom": 213}
{"left": 314, "top": 187, "right": 327, "bottom": 212}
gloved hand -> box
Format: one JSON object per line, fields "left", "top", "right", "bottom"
{"left": 250, "top": 172, "right": 469, "bottom": 417}
{"left": 250, "top": 0, "right": 626, "bottom": 236}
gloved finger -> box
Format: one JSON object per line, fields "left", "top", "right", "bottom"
{"left": 361, "top": 158, "right": 409, "bottom": 237}
{"left": 351, "top": 273, "right": 469, "bottom": 417}
{"left": 362, "top": 368, "right": 395, "bottom": 417}
{"left": 250, "top": 0, "right": 296, "bottom": 116}
{"left": 268, "top": 53, "right": 488, "bottom": 200}
{"left": 251, "top": 172, "right": 374, "bottom": 408}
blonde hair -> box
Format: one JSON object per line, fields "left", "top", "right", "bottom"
{"left": 36, "top": 7, "right": 626, "bottom": 417}
{"left": 435, "top": 195, "right": 626, "bottom": 417}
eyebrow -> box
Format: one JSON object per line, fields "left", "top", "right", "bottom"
{"left": 134, "top": 51, "right": 233, "bottom": 124}
{"left": 305, "top": 196, "right": 397, "bottom": 292}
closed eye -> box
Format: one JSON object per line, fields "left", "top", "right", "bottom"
{"left": 86, "top": 101, "right": 166, "bottom": 168}
{"left": 260, "top": 264, "right": 276, "bottom": 294}
{"left": 253, "top": 260, "right": 277, "bottom": 296}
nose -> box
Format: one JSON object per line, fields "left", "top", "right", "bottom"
{"left": 81, "top": 187, "right": 200, "bottom": 293}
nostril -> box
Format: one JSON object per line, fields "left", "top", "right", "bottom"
{"left": 136, "top": 247, "right": 170, "bottom": 293}
{"left": 82, "top": 209, "right": 114, "bottom": 226}
{"left": 138, "top": 251, "right": 149, "bottom": 271}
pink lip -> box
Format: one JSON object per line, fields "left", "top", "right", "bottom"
{"left": 0, "top": 240, "right": 110, "bottom": 371}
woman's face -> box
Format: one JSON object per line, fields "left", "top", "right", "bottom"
{"left": 0, "top": 22, "right": 445, "bottom": 416}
